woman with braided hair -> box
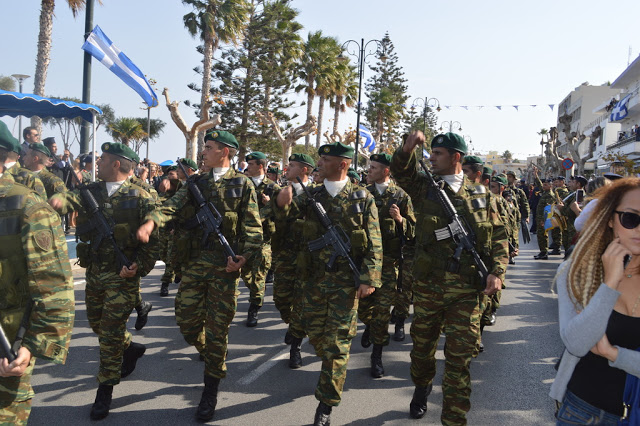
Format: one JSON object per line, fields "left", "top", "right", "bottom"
{"left": 551, "top": 178, "right": 640, "bottom": 425}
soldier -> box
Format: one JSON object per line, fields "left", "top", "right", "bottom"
{"left": 481, "top": 166, "right": 493, "bottom": 187}
{"left": 550, "top": 176, "right": 568, "bottom": 255}
{"left": 157, "top": 165, "right": 182, "bottom": 294}
{"left": 136, "top": 130, "right": 263, "bottom": 422}
{"left": 359, "top": 153, "right": 415, "bottom": 378}
{"left": 271, "top": 153, "right": 315, "bottom": 368}
{"left": 561, "top": 175, "right": 587, "bottom": 251}
{"left": 266, "top": 165, "right": 280, "bottom": 184}
{"left": 79, "top": 154, "right": 96, "bottom": 184}
{"left": 506, "top": 170, "right": 530, "bottom": 230}
{"left": 461, "top": 156, "right": 483, "bottom": 183}
{"left": 391, "top": 132, "right": 508, "bottom": 424}
{"left": 22, "top": 143, "right": 67, "bottom": 199}
{"left": 534, "top": 171, "right": 557, "bottom": 260}
{"left": 0, "top": 123, "right": 74, "bottom": 425}
{"left": 275, "top": 142, "right": 382, "bottom": 426}
{"left": 49, "top": 142, "right": 159, "bottom": 420}
{"left": 242, "top": 151, "right": 280, "bottom": 327}
{"left": 2, "top": 137, "right": 46, "bottom": 200}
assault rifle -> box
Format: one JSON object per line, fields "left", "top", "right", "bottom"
{"left": 178, "top": 160, "right": 238, "bottom": 262}
{"left": 389, "top": 195, "right": 405, "bottom": 293}
{"left": 418, "top": 159, "right": 489, "bottom": 285}
{"left": 0, "top": 323, "right": 16, "bottom": 362}
{"left": 0, "top": 301, "right": 32, "bottom": 363}
{"left": 297, "top": 177, "right": 361, "bottom": 288}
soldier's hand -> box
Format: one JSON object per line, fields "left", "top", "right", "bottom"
{"left": 482, "top": 274, "right": 502, "bottom": 296}
{"left": 137, "top": 220, "right": 156, "bottom": 243}
{"left": 261, "top": 193, "right": 270, "bottom": 204}
{"left": 276, "top": 185, "right": 293, "bottom": 208}
{"left": 48, "top": 197, "right": 63, "bottom": 211}
{"left": 158, "top": 179, "right": 171, "bottom": 193}
{"left": 120, "top": 262, "right": 138, "bottom": 278}
{"left": 226, "top": 255, "right": 246, "bottom": 272}
{"left": 357, "top": 284, "right": 375, "bottom": 299}
{"left": 402, "top": 131, "right": 425, "bottom": 154}
{"left": 0, "top": 347, "right": 32, "bottom": 377}
{"left": 389, "top": 204, "right": 402, "bottom": 223}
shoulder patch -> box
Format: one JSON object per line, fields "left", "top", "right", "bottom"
{"left": 471, "top": 184, "right": 486, "bottom": 195}
{"left": 350, "top": 189, "right": 367, "bottom": 200}
{"left": 229, "top": 177, "right": 245, "bottom": 186}
{"left": 34, "top": 229, "right": 53, "bottom": 251}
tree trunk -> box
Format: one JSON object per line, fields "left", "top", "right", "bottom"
{"left": 197, "top": 28, "right": 215, "bottom": 156}
{"left": 240, "top": 44, "right": 257, "bottom": 155}
{"left": 316, "top": 95, "right": 325, "bottom": 148}
{"left": 333, "top": 97, "right": 341, "bottom": 135}
{"left": 32, "top": 0, "right": 55, "bottom": 132}
{"left": 305, "top": 89, "right": 314, "bottom": 148}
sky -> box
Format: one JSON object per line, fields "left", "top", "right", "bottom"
{"left": 1, "top": 0, "right": 639, "bottom": 165}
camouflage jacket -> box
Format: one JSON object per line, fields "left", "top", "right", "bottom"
{"left": 251, "top": 176, "right": 281, "bottom": 244}
{"left": 365, "top": 180, "right": 416, "bottom": 259}
{"left": 130, "top": 175, "right": 159, "bottom": 200}
{"left": 556, "top": 186, "right": 569, "bottom": 200}
{"left": 36, "top": 168, "right": 67, "bottom": 199}
{"left": 276, "top": 179, "right": 383, "bottom": 288}
{"left": 391, "top": 148, "right": 508, "bottom": 285}
{"left": 271, "top": 181, "right": 314, "bottom": 256}
{"left": 6, "top": 163, "right": 46, "bottom": 199}
{"left": 561, "top": 192, "right": 578, "bottom": 233}
{"left": 0, "top": 178, "right": 74, "bottom": 371}
{"left": 536, "top": 189, "right": 557, "bottom": 223}
{"left": 51, "top": 180, "right": 160, "bottom": 276}
{"left": 145, "top": 168, "right": 263, "bottom": 264}
{"left": 509, "top": 183, "right": 530, "bottom": 219}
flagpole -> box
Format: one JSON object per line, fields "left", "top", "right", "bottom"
{"left": 80, "top": 0, "right": 94, "bottom": 155}
{"left": 91, "top": 113, "right": 97, "bottom": 182}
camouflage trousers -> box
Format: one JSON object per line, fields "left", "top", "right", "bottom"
{"left": 394, "top": 246, "right": 415, "bottom": 319}
{"left": 358, "top": 256, "right": 398, "bottom": 346}
{"left": 175, "top": 250, "right": 240, "bottom": 379}
{"left": 410, "top": 277, "right": 481, "bottom": 426}
{"left": 301, "top": 273, "right": 358, "bottom": 407}
{"left": 241, "top": 244, "right": 271, "bottom": 307}
{"left": 85, "top": 266, "right": 137, "bottom": 385}
{"left": 160, "top": 228, "right": 175, "bottom": 285}
{"left": 551, "top": 227, "right": 563, "bottom": 250}
{"left": 272, "top": 252, "right": 305, "bottom": 339}
{"left": 537, "top": 220, "right": 548, "bottom": 252}
{"left": 0, "top": 357, "right": 35, "bottom": 426}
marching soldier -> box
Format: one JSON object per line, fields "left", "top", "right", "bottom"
{"left": 136, "top": 130, "right": 263, "bottom": 422}
{"left": 275, "top": 142, "right": 382, "bottom": 426}
{"left": 0, "top": 122, "right": 75, "bottom": 425}
{"left": 49, "top": 142, "right": 160, "bottom": 420}
{"left": 506, "top": 170, "right": 530, "bottom": 230}
{"left": 242, "top": 151, "right": 280, "bottom": 327}
{"left": 391, "top": 132, "right": 508, "bottom": 424}
{"left": 550, "top": 176, "right": 568, "bottom": 255}
{"left": 22, "top": 143, "right": 67, "bottom": 199}
{"left": 2, "top": 137, "right": 46, "bottom": 200}
{"left": 359, "top": 153, "right": 415, "bottom": 378}
{"left": 561, "top": 175, "right": 587, "bottom": 251}
{"left": 271, "top": 153, "right": 315, "bottom": 368}
{"left": 534, "top": 170, "right": 556, "bottom": 260}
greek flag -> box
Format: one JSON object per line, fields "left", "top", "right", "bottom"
{"left": 610, "top": 94, "right": 632, "bottom": 122}
{"left": 359, "top": 125, "right": 376, "bottom": 152}
{"left": 81, "top": 26, "right": 158, "bottom": 107}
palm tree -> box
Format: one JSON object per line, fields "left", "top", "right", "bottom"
{"left": 330, "top": 62, "right": 358, "bottom": 136}
{"left": 108, "top": 117, "right": 148, "bottom": 150}
{"left": 183, "top": 0, "right": 250, "bottom": 153}
{"left": 314, "top": 38, "right": 342, "bottom": 148}
{"left": 32, "top": 0, "right": 86, "bottom": 132}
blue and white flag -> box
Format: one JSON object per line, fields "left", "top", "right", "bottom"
{"left": 82, "top": 25, "right": 158, "bottom": 107}
{"left": 610, "top": 94, "right": 632, "bottom": 122}
{"left": 359, "top": 125, "right": 376, "bottom": 152}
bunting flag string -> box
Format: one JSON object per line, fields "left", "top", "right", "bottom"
{"left": 353, "top": 103, "right": 558, "bottom": 111}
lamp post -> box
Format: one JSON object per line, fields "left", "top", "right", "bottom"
{"left": 463, "top": 135, "right": 473, "bottom": 153}
{"left": 11, "top": 74, "right": 30, "bottom": 143}
{"left": 339, "top": 38, "right": 387, "bottom": 169}
{"left": 438, "top": 120, "right": 462, "bottom": 134}
{"left": 411, "top": 97, "right": 441, "bottom": 134}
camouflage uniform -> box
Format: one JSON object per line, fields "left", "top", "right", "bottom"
{"left": 391, "top": 148, "right": 508, "bottom": 425}
{"left": 241, "top": 176, "right": 280, "bottom": 309}
{"left": 157, "top": 179, "right": 180, "bottom": 288}
{"left": 535, "top": 177, "right": 556, "bottom": 254}
{"left": 144, "top": 168, "right": 262, "bottom": 379}
{"left": 0, "top": 178, "right": 74, "bottom": 425}
{"left": 6, "top": 164, "right": 46, "bottom": 199}
{"left": 358, "top": 180, "right": 415, "bottom": 346}
{"left": 551, "top": 185, "right": 569, "bottom": 250}
{"left": 509, "top": 183, "right": 530, "bottom": 241}
{"left": 34, "top": 169, "right": 66, "bottom": 199}
{"left": 561, "top": 192, "right": 578, "bottom": 247}
{"left": 394, "top": 241, "right": 416, "bottom": 320}
{"left": 52, "top": 180, "right": 159, "bottom": 385}
{"left": 276, "top": 179, "right": 382, "bottom": 406}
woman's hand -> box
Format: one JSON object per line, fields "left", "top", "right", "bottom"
{"left": 590, "top": 334, "right": 619, "bottom": 362}
{"left": 601, "top": 237, "right": 631, "bottom": 290}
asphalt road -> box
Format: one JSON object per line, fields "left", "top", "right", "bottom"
{"left": 28, "top": 235, "right": 564, "bottom": 425}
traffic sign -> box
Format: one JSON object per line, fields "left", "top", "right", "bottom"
{"left": 562, "top": 158, "right": 574, "bottom": 170}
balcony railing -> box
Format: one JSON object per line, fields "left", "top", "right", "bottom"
{"left": 607, "top": 135, "right": 639, "bottom": 150}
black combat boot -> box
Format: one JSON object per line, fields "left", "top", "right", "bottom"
{"left": 265, "top": 269, "right": 274, "bottom": 284}
{"left": 409, "top": 383, "right": 433, "bottom": 419}
{"left": 394, "top": 317, "right": 405, "bottom": 341}
{"left": 550, "top": 248, "right": 562, "bottom": 255}
{"left": 121, "top": 342, "right": 146, "bottom": 378}
{"left": 90, "top": 384, "right": 113, "bottom": 420}
{"left": 196, "top": 375, "right": 220, "bottom": 422}
{"left": 313, "top": 401, "right": 332, "bottom": 426}
{"left": 389, "top": 307, "right": 397, "bottom": 324}
{"left": 360, "top": 324, "right": 371, "bottom": 348}
{"left": 160, "top": 282, "right": 169, "bottom": 297}
{"left": 174, "top": 274, "right": 182, "bottom": 284}
{"left": 246, "top": 304, "right": 260, "bottom": 327}
{"left": 134, "top": 300, "right": 152, "bottom": 330}
{"left": 534, "top": 251, "right": 548, "bottom": 260}
{"left": 289, "top": 337, "right": 303, "bottom": 369}
{"left": 284, "top": 330, "right": 293, "bottom": 345}
{"left": 370, "top": 344, "right": 385, "bottom": 378}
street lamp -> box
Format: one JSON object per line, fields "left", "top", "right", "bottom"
{"left": 463, "top": 135, "right": 473, "bottom": 153}
{"left": 11, "top": 74, "right": 30, "bottom": 143}
{"left": 339, "top": 38, "right": 387, "bottom": 169}
{"left": 438, "top": 120, "right": 462, "bottom": 134}
{"left": 411, "top": 97, "right": 441, "bottom": 134}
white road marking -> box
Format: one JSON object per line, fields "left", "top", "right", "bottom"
{"left": 237, "top": 346, "right": 299, "bottom": 385}
{"left": 74, "top": 279, "right": 86, "bottom": 286}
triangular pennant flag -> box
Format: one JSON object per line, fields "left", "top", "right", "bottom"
{"left": 549, "top": 104, "right": 555, "bottom": 111}
{"left": 461, "top": 106, "right": 468, "bottom": 110}
{"left": 513, "top": 106, "right": 519, "bottom": 111}
{"left": 496, "top": 106, "right": 502, "bottom": 110}
{"left": 478, "top": 106, "right": 484, "bottom": 110}
{"left": 530, "top": 105, "right": 537, "bottom": 108}
{"left": 445, "top": 106, "right": 450, "bottom": 109}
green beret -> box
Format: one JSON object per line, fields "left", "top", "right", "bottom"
{"left": 431, "top": 132, "right": 467, "bottom": 155}
{"left": 167, "top": 165, "right": 178, "bottom": 172}
{"left": 204, "top": 130, "right": 239, "bottom": 150}
{"left": 267, "top": 166, "right": 280, "bottom": 174}
{"left": 0, "top": 121, "right": 19, "bottom": 153}
{"left": 463, "top": 155, "right": 483, "bottom": 165}
{"left": 246, "top": 151, "right": 267, "bottom": 162}
{"left": 506, "top": 170, "right": 516, "bottom": 177}
{"left": 370, "top": 153, "right": 391, "bottom": 166}
{"left": 29, "top": 143, "right": 51, "bottom": 158}
{"left": 180, "top": 157, "right": 198, "bottom": 171}
{"left": 288, "top": 153, "right": 315, "bottom": 168}
{"left": 318, "top": 142, "right": 354, "bottom": 159}
{"left": 131, "top": 151, "right": 141, "bottom": 164}
{"left": 492, "top": 175, "right": 508, "bottom": 186}
{"left": 482, "top": 166, "right": 493, "bottom": 176}
{"left": 101, "top": 142, "right": 137, "bottom": 163}
{"left": 347, "top": 167, "right": 360, "bottom": 182}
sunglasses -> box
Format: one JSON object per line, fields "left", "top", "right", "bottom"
{"left": 615, "top": 211, "right": 640, "bottom": 229}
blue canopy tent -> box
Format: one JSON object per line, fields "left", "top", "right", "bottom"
{"left": 0, "top": 89, "right": 103, "bottom": 181}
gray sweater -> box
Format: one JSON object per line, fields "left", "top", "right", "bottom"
{"left": 550, "top": 260, "right": 640, "bottom": 402}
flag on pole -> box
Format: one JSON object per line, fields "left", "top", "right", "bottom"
{"left": 81, "top": 25, "right": 158, "bottom": 107}
{"left": 359, "top": 125, "right": 376, "bottom": 152}
{"left": 610, "top": 94, "right": 632, "bottom": 122}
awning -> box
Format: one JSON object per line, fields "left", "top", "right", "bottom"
{"left": 0, "top": 89, "right": 102, "bottom": 122}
